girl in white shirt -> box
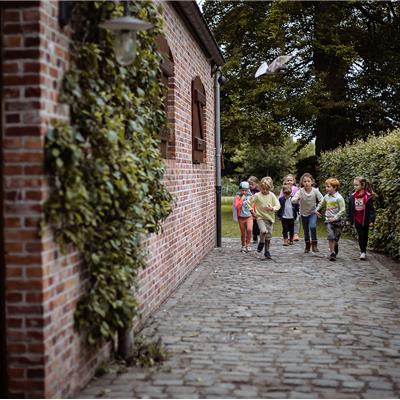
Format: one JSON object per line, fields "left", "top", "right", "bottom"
{"left": 292, "top": 173, "right": 323, "bottom": 253}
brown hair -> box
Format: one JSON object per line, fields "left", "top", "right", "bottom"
{"left": 282, "top": 185, "right": 292, "bottom": 195}
{"left": 283, "top": 174, "right": 296, "bottom": 184}
{"left": 325, "top": 177, "right": 340, "bottom": 189}
{"left": 299, "top": 172, "right": 315, "bottom": 187}
{"left": 354, "top": 176, "right": 374, "bottom": 195}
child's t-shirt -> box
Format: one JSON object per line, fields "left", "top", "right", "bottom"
{"left": 250, "top": 192, "right": 280, "bottom": 223}
{"left": 317, "top": 192, "right": 346, "bottom": 222}
{"left": 292, "top": 187, "right": 323, "bottom": 216}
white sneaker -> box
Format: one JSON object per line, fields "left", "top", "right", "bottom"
{"left": 360, "top": 252, "right": 366, "bottom": 260}
{"left": 240, "top": 246, "right": 246, "bottom": 252}
{"left": 246, "top": 245, "right": 252, "bottom": 252}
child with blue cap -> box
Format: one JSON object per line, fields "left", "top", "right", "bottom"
{"left": 233, "top": 181, "right": 253, "bottom": 252}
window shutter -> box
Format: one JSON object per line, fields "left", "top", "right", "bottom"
{"left": 192, "top": 76, "right": 206, "bottom": 164}
{"left": 157, "top": 35, "right": 175, "bottom": 159}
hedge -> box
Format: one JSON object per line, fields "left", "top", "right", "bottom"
{"left": 318, "top": 130, "right": 400, "bottom": 259}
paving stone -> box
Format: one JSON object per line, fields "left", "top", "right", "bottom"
{"left": 78, "top": 238, "right": 400, "bottom": 399}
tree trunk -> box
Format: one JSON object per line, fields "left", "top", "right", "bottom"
{"left": 313, "top": 2, "right": 351, "bottom": 154}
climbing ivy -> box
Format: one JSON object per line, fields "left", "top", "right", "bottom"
{"left": 44, "top": 1, "right": 173, "bottom": 344}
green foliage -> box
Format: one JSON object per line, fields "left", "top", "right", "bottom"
{"left": 203, "top": 1, "right": 400, "bottom": 154}
{"left": 128, "top": 336, "right": 169, "bottom": 367}
{"left": 44, "top": 1, "right": 173, "bottom": 344}
{"left": 318, "top": 130, "right": 400, "bottom": 259}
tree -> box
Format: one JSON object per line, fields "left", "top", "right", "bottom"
{"left": 203, "top": 1, "right": 400, "bottom": 154}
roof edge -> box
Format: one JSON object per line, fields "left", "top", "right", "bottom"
{"left": 170, "top": 1, "right": 224, "bottom": 66}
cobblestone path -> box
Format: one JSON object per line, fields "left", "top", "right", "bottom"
{"left": 79, "top": 238, "right": 400, "bottom": 398}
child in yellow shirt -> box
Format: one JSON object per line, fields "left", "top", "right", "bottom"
{"left": 249, "top": 179, "right": 280, "bottom": 259}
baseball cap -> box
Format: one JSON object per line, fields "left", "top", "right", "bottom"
{"left": 239, "top": 181, "right": 250, "bottom": 189}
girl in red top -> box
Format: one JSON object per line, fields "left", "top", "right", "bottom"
{"left": 347, "top": 176, "right": 375, "bottom": 260}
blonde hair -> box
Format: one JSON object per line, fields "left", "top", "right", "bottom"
{"left": 261, "top": 176, "right": 274, "bottom": 191}
{"left": 248, "top": 176, "right": 259, "bottom": 185}
{"left": 299, "top": 172, "right": 315, "bottom": 187}
{"left": 259, "top": 180, "right": 272, "bottom": 191}
{"left": 325, "top": 177, "right": 340, "bottom": 189}
{"left": 283, "top": 174, "right": 296, "bottom": 184}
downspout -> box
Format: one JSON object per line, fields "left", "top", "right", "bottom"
{"left": 0, "top": 2, "right": 9, "bottom": 396}
{"left": 214, "top": 67, "right": 222, "bottom": 247}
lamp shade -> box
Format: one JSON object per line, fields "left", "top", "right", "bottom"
{"left": 100, "top": 15, "right": 153, "bottom": 66}
{"left": 99, "top": 15, "right": 153, "bottom": 32}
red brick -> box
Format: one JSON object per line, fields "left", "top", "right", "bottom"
{"left": 6, "top": 126, "right": 43, "bottom": 137}
{"left": 6, "top": 114, "right": 20, "bottom": 123}
{"left": 3, "top": 62, "right": 19, "bottom": 73}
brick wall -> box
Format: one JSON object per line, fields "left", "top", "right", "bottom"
{"left": 2, "top": 2, "right": 110, "bottom": 398}
{"left": 137, "top": 2, "right": 216, "bottom": 322}
{"left": 2, "top": 1, "right": 216, "bottom": 397}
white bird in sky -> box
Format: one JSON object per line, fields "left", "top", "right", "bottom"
{"left": 255, "top": 54, "right": 293, "bottom": 78}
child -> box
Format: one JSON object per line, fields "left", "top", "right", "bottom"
{"left": 291, "top": 173, "right": 324, "bottom": 253}
{"left": 316, "top": 178, "right": 346, "bottom": 261}
{"left": 249, "top": 179, "right": 280, "bottom": 259}
{"left": 234, "top": 181, "right": 253, "bottom": 252}
{"left": 280, "top": 174, "right": 300, "bottom": 241}
{"left": 347, "top": 176, "right": 375, "bottom": 260}
{"left": 248, "top": 176, "right": 260, "bottom": 243}
{"left": 278, "top": 185, "right": 299, "bottom": 245}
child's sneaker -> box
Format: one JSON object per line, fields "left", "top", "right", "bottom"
{"left": 264, "top": 250, "right": 272, "bottom": 259}
{"left": 240, "top": 246, "right": 246, "bottom": 253}
{"left": 360, "top": 252, "right": 366, "bottom": 260}
{"left": 283, "top": 239, "right": 289, "bottom": 246}
{"left": 329, "top": 252, "right": 336, "bottom": 261}
{"left": 293, "top": 233, "right": 300, "bottom": 241}
{"left": 246, "top": 245, "right": 252, "bottom": 252}
{"left": 257, "top": 242, "right": 265, "bottom": 253}
{"left": 289, "top": 240, "right": 294, "bottom": 245}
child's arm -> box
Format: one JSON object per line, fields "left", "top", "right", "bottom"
{"left": 234, "top": 195, "right": 243, "bottom": 210}
{"left": 291, "top": 189, "right": 301, "bottom": 204}
{"left": 271, "top": 193, "right": 281, "bottom": 211}
{"left": 315, "top": 196, "right": 326, "bottom": 218}
{"left": 334, "top": 196, "right": 346, "bottom": 221}
{"left": 315, "top": 189, "right": 324, "bottom": 209}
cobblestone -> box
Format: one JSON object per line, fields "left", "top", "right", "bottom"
{"left": 79, "top": 238, "right": 400, "bottom": 398}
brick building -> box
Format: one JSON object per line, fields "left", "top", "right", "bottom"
{"left": 0, "top": 1, "right": 223, "bottom": 397}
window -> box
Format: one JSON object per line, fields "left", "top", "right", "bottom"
{"left": 192, "top": 76, "right": 206, "bottom": 164}
{"left": 157, "top": 35, "right": 175, "bottom": 159}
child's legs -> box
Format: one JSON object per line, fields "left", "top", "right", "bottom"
{"left": 355, "top": 223, "right": 368, "bottom": 253}
{"left": 287, "top": 218, "right": 295, "bottom": 239}
{"left": 301, "top": 215, "right": 310, "bottom": 241}
{"left": 244, "top": 217, "right": 253, "bottom": 246}
{"left": 309, "top": 213, "right": 318, "bottom": 241}
{"left": 294, "top": 214, "right": 300, "bottom": 234}
{"left": 257, "top": 219, "right": 268, "bottom": 243}
{"left": 252, "top": 217, "right": 260, "bottom": 239}
{"left": 281, "top": 219, "right": 289, "bottom": 239}
{"left": 327, "top": 222, "right": 336, "bottom": 251}
{"left": 238, "top": 217, "right": 247, "bottom": 246}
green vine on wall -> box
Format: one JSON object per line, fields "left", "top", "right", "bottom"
{"left": 44, "top": 1, "right": 173, "bottom": 344}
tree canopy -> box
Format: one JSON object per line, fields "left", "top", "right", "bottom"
{"left": 203, "top": 1, "right": 400, "bottom": 154}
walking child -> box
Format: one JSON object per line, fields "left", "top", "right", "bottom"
{"left": 278, "top": 185, "right": 299, "bottom": 245}
{"left": 249, "top": 179, "right": 280, "bottom": 259}
{"left": 316, "top": 178, "right": 346, "bottom": 261}
{"left": 234, "top": 181, "right": 254, "bottom": 252}
{"left": 291, "top": 173, "right": 324, "bottom": 253}
{"left": 347, "top": 176, "right": 375, "bottom": 260}
{"left": 280, "top": 174, "right": 300, "bottom": 240}
{"left": 248, "top": 176, "right": 260, "bottom": 243}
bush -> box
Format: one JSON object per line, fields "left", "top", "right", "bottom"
{"left": 222, "top": 176, "right": 239, "bottom": 196}
{"left": 318, "top": 130, "right": 400, "bottom": 259}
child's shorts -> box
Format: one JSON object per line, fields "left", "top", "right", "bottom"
{"left": 327, "top": 221, "right": 342, "bottom": 241}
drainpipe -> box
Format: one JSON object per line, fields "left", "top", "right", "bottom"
{"left": 0, "top": 2, "right": 9, "bottom": 396}
{"left": 214, "top": 66, "right": 222, "bottom": 247}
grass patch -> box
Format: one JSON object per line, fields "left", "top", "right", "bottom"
{"left": 222, "top": 203, "right": 353, "bottom": 240}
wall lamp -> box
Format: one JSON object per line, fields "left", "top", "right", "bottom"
{"left": 99, "top": 1, "right": 153, "bottom": 66}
